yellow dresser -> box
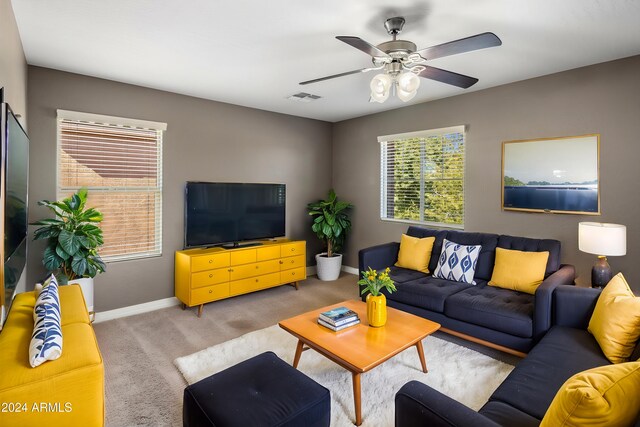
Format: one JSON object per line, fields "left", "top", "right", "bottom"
{"left": 175, "top": 240, "right": 306, "bottom": 317}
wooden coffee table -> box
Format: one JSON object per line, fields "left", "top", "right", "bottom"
{"left": 278, "top": 299, "right": 440, "bottom": 426}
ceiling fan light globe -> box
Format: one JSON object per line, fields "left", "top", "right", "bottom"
{"left": 370, "top": 90, "right": 390, "bottom": 103}
{"left": 397, "top": 88, "right": 417, "bottom": 102}
{"left": 370, "top": 74, "right": 392, "bottom": 95}
{"left": 398, "top": 72, "right": 421, "bottom": 93}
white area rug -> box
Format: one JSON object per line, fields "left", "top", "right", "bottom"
{"left": 175, "top": 325, "right": 513, "bottom": 426}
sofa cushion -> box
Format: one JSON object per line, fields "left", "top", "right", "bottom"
{"left": 488, "top": 248, "right": 549, "bottom": 294}
{"left": 388, "top": 266, "right": 428, "bottom": 284}
{"left": 433, "top": 239, "right": 482, "bottom": 284}
{"left": 395, "top": 234, "right": 436, "bottom": 273}
{"left": 489, "top": 326, "right": 610, "bottom": 420}
{"left": 588, "top": 273, "right": 640, "bottom": 364}
{"left": 406, "top": 226, "right": 448, "bottom": 273}
{"left": 11, "top": 284, "right": 90, "bottom": 325}
{"left": 479, "top": 401, "right": 540, "bottom": 427}
{"left": 497, "top": 234, "right": 561, "bottom": 276}
{"left": 444, "top": 284, "right": 534, "bottom": 338}
{"left": 540, "top": 361, "right": 640, "bottom": 427}
{"left": 386, "top": 277, "right": 473, "bottom": 313}
{"left": 443, "top": 230, "right": 498, "bottom": 281}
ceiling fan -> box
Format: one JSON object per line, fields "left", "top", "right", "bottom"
{"left": 300, "top": 17, "right": 502, "bottom": 103}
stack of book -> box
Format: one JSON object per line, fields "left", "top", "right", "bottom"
{"left": 318, "top": 306, "right": 360, "bottom": 331}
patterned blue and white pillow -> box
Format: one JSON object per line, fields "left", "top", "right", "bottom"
{"left": 433, "top": 239, "right": 482, "bottom": 285}
{"left": 29, "top": 274, "right": 63, "bottom": 368}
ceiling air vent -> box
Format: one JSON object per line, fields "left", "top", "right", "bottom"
{"left": 287, "top": 92, "right": 322, "bottom": 103}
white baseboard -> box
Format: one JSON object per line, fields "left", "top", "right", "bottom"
{"left": 94, "top": 297, "right": 180, "bottom": 323}
{"left": 306, "top": 265, "right": 357, "bottom": 277}
{"left": 341, "top": 265, "right": 359, "bottom": 275}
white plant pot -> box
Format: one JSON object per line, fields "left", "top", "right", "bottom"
{"left": 70, "top": 277, "right": 94, "bottom": 314}
{"left": 315, "top": 253, "right": 343, "bottom": 281}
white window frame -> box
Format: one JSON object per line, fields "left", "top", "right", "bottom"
{"left": 56, "top": 109, "right": 166, "bottom": 262}
{"left": 379, "top": 125, "right": 466, "bottom": 229}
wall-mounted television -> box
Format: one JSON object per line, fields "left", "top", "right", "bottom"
{"left": 1, "top": 99, "right": 29, "bottom": 325}
{"left": 184, "top": 182, "right": 285, "bottom": 249}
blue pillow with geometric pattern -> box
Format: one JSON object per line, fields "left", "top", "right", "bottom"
{"left": 29, "top": 274, "right": 63, "bottom": 368}
{"left": 433, "top": 239, "right": 482, "bottom": 285}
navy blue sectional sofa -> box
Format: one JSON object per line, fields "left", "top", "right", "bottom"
{"left": 358, "top": 226, "right": 576, "bottom": 355}
{"left": 394, "top": 286, "right": 640, "bottom": 426}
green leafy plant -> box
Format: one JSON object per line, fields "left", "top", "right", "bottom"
{"left": 31, "top": 188, "right": 106, "bottom": 282}
{"left": 358, "top": 267, "right": 397, "bottom": 296}
{"left": 307, "top": 189, "right": 353, "bottom": 258}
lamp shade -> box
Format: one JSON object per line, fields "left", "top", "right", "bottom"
{"left": 397, "top": 72, "right": 420, "bottom": 102}
{"left": 578, "top": 222, "right": 627, "bottom": 256}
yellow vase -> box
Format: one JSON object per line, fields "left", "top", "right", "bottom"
{"left": 366, "top": 294, "right": 387, "bottom": 327}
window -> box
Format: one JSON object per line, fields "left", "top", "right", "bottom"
{"left": 57, "top": 110, "right": 166, "bottom": 261}
{"left": 379, "top": 125, "right": 465, "bottom": 228}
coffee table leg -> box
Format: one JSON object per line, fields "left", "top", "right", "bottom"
{"left": 416, "top": 340, "right": 428, "bottom": 373}
{"left": 352, "top": 372, "right": 362, "bottom": 426}
{"left": 293, "top": 340, "right": 304, "bottom": 368}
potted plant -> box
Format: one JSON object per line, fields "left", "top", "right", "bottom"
{"left": 31, "top": 188, "right": 106, "bottom": 313}
{"left": 358, "top": 267, "right": 397, "bottom": 327}
{"left": 307, "top": 189, "right": 353, "bottom": 281}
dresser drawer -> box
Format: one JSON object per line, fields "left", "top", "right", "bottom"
{"left": 230, "top": 249, "right": 257, "bottom": 266}
{"left": 191, "top": 268, "right": 230, "bottom": 289}
{"left": 229, "top": 272, "right": 280, "bottom": 296}
{"left": 191, "top": 283, "right": 229, "bottom": 305}
{"left": 280, "top": 255, "right": 305, "bottom": 271}
{"left": 280, "top": 242, "right": 305, "bottom": 257}
{"left": 230, "top": 260, "right": 280, "bottom": 281}
{"left": 280, "top": 267, "right": 305, "bottom": 284}
{"left": 256, "top": 245, "right": 281, "bottom": 261}
{"left": 192, "top": 253, "right": 230, "bottom": 272}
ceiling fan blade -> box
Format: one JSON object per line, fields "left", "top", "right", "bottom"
{"left": 415, "top": 66, "right": 479, "bottom": 88}
{"left": 416, "top": 32, "right": 502, "bottom": 61}
{"left": 300, "top": 68, "right": 375, "bottom": 85}
{"left": 336, "top": 36, "right": 391, "bottom": 58}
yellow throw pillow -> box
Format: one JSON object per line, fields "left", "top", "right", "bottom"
{"left": 488, "top": 248, "right": 549, "bottom": 294}
{"left": 588, "top": 273, "right": 640, "bottom": 364}
{"left": 540, "top": 361, "right": 640, "bottom": 427}
{"left": 395, "top": 234, "right": 436, "bottom": 274}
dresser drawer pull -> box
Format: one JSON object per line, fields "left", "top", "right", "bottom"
{"left": 291, "top": 272, "right": 296, "bottom": 276}
{"left": 209, "top": 260, "right": 213, "bottom": 264}
{"left": 208, "top": 289, "right": 213, "bottom": 294}
{"left": 291, "top": 248, "right": 295, "bottom": 252}
{"left": 279, "top": 260, "right": 284, "bottom": 264}
{"left": 290, "top": 260, "right": 295, "bottom": 264}
{"left": 209, "top": 274, "right": 213, "bottom": 278}
{"left": 255, "top": 279, "right": 259, "bottom": 282}
{"left": 256, "top": 265, "right": 259, "bottom": 269}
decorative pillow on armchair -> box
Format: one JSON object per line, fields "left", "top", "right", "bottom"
{"left": 433, "top": 239, "right": 481, "bottom": 284}
{"left": 29, "top": 274, "right": 63, "bottom": 368}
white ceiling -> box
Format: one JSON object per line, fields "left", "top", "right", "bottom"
{"left": 11, "top": 0, "right": 640, "bottom": 122}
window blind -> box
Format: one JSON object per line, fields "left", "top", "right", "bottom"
{"left": 57, "top": 110, "right": 166, "bottom": 261}
{"left": 379, "top": 126, "right": 465, "bottom": 228}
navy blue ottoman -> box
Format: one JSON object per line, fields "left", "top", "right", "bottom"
{"left": 183, "top": 351, "right": 331, "bottom": 427}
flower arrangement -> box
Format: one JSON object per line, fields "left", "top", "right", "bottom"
{"left": 358, "top": 267, "right": 397, "bottom": 297}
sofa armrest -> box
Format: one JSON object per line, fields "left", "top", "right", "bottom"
{"left": 553, "top": 285, "right": 601, "bottom": 329}
{"left": 395, "top": 381, "right": 500, "bottom": 427}
{"left": 358, "top": 242, "right": 400, "bottom": 299}
{"left": 532, "top": 264, "right": 576, "bottom": 343}
{"left": 358, "top": 242, "right": 400, "bottom": 272}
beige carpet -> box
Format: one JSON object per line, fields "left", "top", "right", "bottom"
{"left": 94, "top": 273, "right": 520, "bottom": 426}
{"left": 175, "top": 325, "right": 514, "bottom": 426}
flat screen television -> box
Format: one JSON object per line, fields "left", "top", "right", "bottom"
{"left": 1, "top": 100, "right": 29, "bottom": 325}
{"left": 184, "top": 182, "right": 285, "bottom": 249}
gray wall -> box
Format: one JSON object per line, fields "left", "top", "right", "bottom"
{"left": 333, "top": 55, "right": 640, "bottom": 290}
{"left": 27, "top": 66, "right": 332, "bottom": 311}
{"left": 0, "top": 0, "right": 27, "bottom": 123}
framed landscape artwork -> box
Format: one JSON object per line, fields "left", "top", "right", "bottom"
{"left": 502, "top": 134, "right": 600, "bottom": 215}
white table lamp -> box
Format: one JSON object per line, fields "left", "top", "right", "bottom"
{"left": 578, "top": 222, "right": 626, "bottom": 288}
